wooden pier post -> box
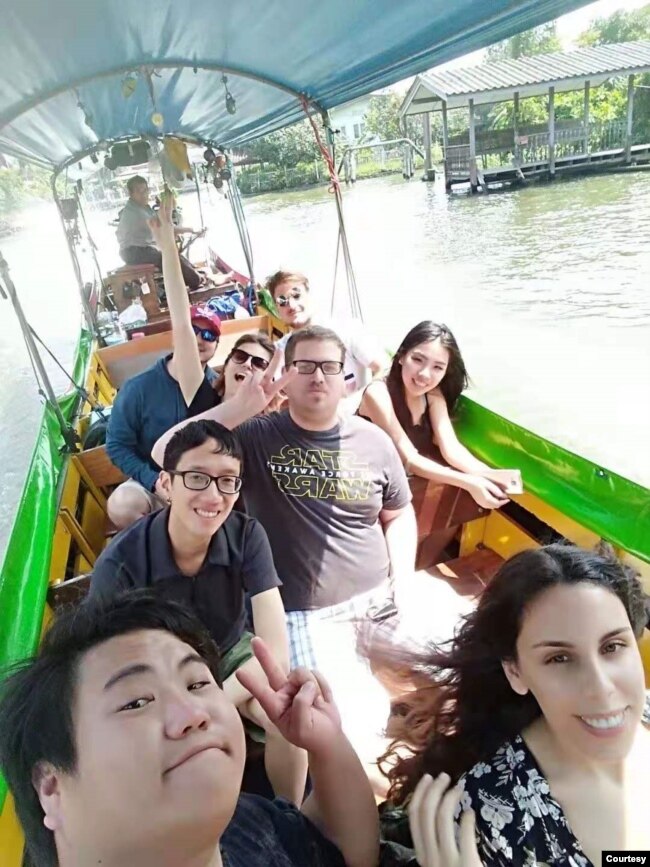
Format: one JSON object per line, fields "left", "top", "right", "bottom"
{"left": 423, "top": 111, "right": 434, "bottom": 181}
{"left": 583, "top": 80, "right": 590, "bottom": 156}
{"left": 548, "top": 86, "right": 556, "bottom": 177}
{"left": 625, "top": 74, "right": 635, "bottom": 164}
{"left": 468, "top": 97, "right": 478, "bottom": 191}
{"left": 441, "top": 100, "right": 450, "bottom": 190}
{"left": 513, "top": 91, "right": 520, "bottom": 167}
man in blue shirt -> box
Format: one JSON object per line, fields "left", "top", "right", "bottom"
{"left": 116, "top": 175, "right": 203, "bottom": 291}
{"left": 106, "top": 304, "right": 221, "bottom": 529}
{"left": 0, "top": 593, "right": 380, "bottom": 867}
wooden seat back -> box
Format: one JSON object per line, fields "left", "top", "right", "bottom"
{"left": 411, "top": 477, "right": 488, "bottom": 569}
{"left": 96, "top": 314, "right": 271, "bottom": 389}
{"left": 73, "top": 446, "right": 126, "bottom": 490}
{"left": 105, "top": 263, "right": 161, "bottom": 318}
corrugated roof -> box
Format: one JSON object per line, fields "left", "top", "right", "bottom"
{"left": 402, "top": 41, "right": 650, "bottom": 114}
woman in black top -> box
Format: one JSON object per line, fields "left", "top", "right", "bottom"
{"left": 357, "top": 321, "right": 511, "bottom": 511}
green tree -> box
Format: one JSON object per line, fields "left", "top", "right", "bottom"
{"left": 486, "top": 22, "right": 561, "bottom": 61}
{"left": 363, "top": 94, "right": 404, "bottom": 141}
{"left": 578, "top": 4, "right": 650, "bottom": 140}
{"left": 578, "top": 4, "right": 650, "bottom": 45}
{"left": 241, "top": 119, "right": 320, "bottom": 167}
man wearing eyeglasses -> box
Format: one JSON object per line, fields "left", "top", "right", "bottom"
{"left": 105, "top": 304, "right": 223, "bottom": 530}
{"left": 153, "top": 325, "right": 417, "bottom": 787}
{"left": 91, "top": 418, "right": 308, "bottom": 804}
{"left": 266, "top": 270, "right": 385, "bottom": 393}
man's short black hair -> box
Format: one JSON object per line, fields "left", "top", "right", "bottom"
{"left": 0, "top": 592, "right": 221, "bottom": 867}
{"left": 163, "top": 419, "right": 244, "bottom": 473}
{"left": 126, "top": 174, "right": 148, "bottom": 195}
{"left": 284, "top": 325, "right": 347, "bottom": 367}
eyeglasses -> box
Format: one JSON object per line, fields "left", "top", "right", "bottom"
{"left": 168, "top": 470, "right": 242, "bottom": 494}
{"left": 276, "top": 289, "right": 304, "bottom": 308}
{"left": 192, "top": 324, "right": 219, "bottom": 343}
{"left": 230, "top": 348, "right": 270, "bottom": 371}
{"left": 291, "top": 360, "right": 344, "bottom": 375}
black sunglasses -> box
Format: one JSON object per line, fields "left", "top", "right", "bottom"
{"left": 230, "top": 347, "right": 270, "bottom": 371}
{"left": 168, "top": 470, "right": 242, "bottom": 494}
{"left": 192, "top": 324, "right": 219, "bottom": 343}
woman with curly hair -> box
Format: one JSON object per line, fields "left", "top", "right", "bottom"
{"left": 379, "top": 544, "right": 650, "bottom": 866}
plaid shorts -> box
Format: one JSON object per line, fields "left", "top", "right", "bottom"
{"left": 286, "top": 584, "right": 390, "bottom": 670}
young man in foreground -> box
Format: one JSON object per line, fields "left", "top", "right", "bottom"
{"left": 0, "top": 593, "right": 379, "bottom": 867}
{"left": 91, "top": 419, "right": 307, "bottom": 804}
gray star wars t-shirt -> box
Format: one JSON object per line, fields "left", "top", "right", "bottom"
{"left": 235, "top": 410, "right": 411, "bottom": 610}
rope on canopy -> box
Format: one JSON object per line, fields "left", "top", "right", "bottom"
{"left": 300, "top": 97, "right": 363, "bottom": 322}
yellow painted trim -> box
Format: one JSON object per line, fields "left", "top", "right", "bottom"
{"left": 0, "top": 794, "right": 25, "bottom": 867}
{"left": 459, "top": 517, "right": 487, "bottom": 557}
{"left": 59, "top": 509, "right": 97, "bottom": 567}
{"left": 515, "top": 491, "right": 600, "bottom": 549}
{"left": 482, "top": 510, "right": 539, "bottom": 561}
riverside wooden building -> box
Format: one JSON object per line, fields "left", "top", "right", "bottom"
{"left": 400, "top": 41, "right": 650, "bottom": 191}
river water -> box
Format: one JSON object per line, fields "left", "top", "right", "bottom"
{"left": 1, "top": 169, "right": 649, "bottom": 562}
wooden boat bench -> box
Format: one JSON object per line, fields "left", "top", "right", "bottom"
{"left": 53, "top": 446, "right": 126, "bottom": 570}
{"left": 48, "top": 572, "right": 91, "bottom": 609}
{"left": 72, "top": 445, "right": 127, "bottom": 514}
{"left": 413, "top": 478, "right": 488, "bottom": 569}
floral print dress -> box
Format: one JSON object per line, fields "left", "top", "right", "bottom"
{"left": 456, "top": 735, "right": 592, "bottom": 867}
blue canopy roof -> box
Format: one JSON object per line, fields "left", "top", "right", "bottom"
{"left": 1, "top": 0, "right": 590, "bottom": 170}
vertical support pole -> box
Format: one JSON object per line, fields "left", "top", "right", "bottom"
{"left": 625, "top": 73, "right": 635, "bottom": 164}
{"left": 513, "top": 91, "right": 520, "bottom": 166}
{"left": 423, "top": 111, "right": 434, "bottom": 180}
{"left": 468, "top": 97, "right": 478, "bottom": 191}
{"left": 0, "top": 250, "right": 79, "bottom": 452}
{"left": 51, "top": 176, "right": 97, "bottom": 333}
{"left": 441, "top": 100, "right": 450, "bottom": 191}
{"left": 548, "top": 86, "right": 555, "bottom": 177}
{"left": 583, "top": 80, "right": 590, "bottom": 156}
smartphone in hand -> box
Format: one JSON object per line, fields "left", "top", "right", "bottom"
{"left": 482, "top": 468, "right": 523, "bottom": 495}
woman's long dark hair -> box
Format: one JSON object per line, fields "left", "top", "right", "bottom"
{"left": 212, "top": 331, "right": 275, "bottom": 398}
{"left": 386, "top": 321, "right": 468, "bottom": 413}
{"left": 379, "top": 544, "right": 646, "bottom": 805}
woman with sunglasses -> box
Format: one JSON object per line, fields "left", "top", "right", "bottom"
{"left": 150, "top": 199, "right": 279, "bottom": 410}
{"left": 90, "top": 418, "right": 308, "bottom": 805}
{"left": 214, "top": 333, "right": 279, "bottom": 408}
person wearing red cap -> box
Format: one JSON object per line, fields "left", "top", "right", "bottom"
{"left": 105, "top": 295, "right": 223, "bottom": 531}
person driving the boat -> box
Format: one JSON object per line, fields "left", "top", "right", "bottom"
{"left": 105, "top": 304, "right": 222, "bottom": 530}
{"left": 358, "top": 321, "right": 511, "bottom": 514}
{"left": 267, "top": 270, "right": 385, "bottom": 394}
{"left": 116, "top": 175, "right": 204, "bottom": 291}
{"left": 0, "top": 592, "right": 380, "bottom": 867}
{"left": 91, "top": 419, "right": 307, "bottom": 804}
{"left": 378, "top": 544, "right": 650, "bottom": 866}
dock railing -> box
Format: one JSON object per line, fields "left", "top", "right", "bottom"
{"left": 444, "top": 117, "right": 638, "bottom": 180}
